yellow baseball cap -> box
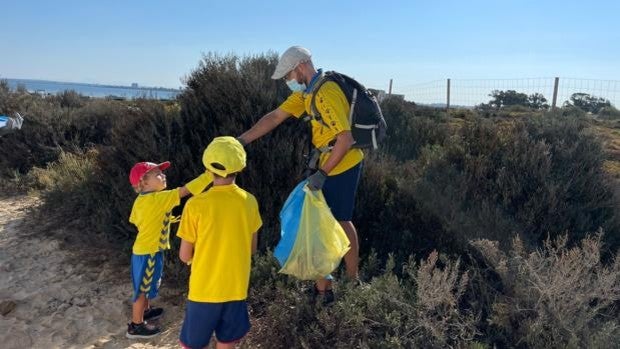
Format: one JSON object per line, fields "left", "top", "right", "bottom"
{"left": 202, "top": 136, "right": 246, "bottom": 177}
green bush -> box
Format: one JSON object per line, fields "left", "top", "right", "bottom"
{"left": 381, "top": 98, "right": 449, "bottom": 161}
{"left": 0, "top": 87, "right": 129, "bottom": 178}
{"left": 412, "top": 115, "right": 619, "bottom": 249}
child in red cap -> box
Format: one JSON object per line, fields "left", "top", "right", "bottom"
{"left": 126, "top": 161, "right": 212, "bottom": 339}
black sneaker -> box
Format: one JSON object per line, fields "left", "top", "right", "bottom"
{"left": 126, "top": 321, "right": 161, "bottom": 339}
{"left": 143, "top": 307, "right": 164, "bottom": 321}
{"left": 309, "top": 285, "right": 335, "bottom": 306}
{"left": 322, "top": 289, "right": 335, "bottom": 306}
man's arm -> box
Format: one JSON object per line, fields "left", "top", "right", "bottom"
{"left": 179, "top": 239, "right": 194, "bottom": 264}
{"left": 237, "top": 108, "right": 291, "bottom": 145}
{"left": 251, "top": 232, "right": 258, "bottom": 254}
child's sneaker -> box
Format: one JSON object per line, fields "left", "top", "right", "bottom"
{"left": 126, "top": 321, "right": 161, "bottom": 339}
{"left": 143, "top": 307, "right": 164, "bottom": 321}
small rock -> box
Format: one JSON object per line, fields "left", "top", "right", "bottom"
{"left": 0, "top": 262, "right": 12, "bottom": 272}
{"left": 0, "top": 299, "right": 17, "bottom": 315}
{"left": 72, "top": 297, "right": 88, "bottom": 307}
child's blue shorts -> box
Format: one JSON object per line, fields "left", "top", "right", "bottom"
{"left": 131, "top": 252, "right": 164, "bottom": 302}
{"left": 322, "top": 162, "right": 363, "bottom": 221}
{"left": 179, "top": 300, "right": 250, "bottom": 349}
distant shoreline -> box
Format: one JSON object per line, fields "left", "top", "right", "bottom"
{"left": 5, "top": 78, "right": 181, "bottom": 93}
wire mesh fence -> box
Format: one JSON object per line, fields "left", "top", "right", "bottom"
{"left": 397, "top": 77, "right": 620, "bottom": 109}
{"left": 557, "top": 78, "right": 620, "bottom": 109}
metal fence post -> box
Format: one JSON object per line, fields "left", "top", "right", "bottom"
{"left": 552, "top": 77, "right": 559, "bottom": 109}
{"left": 446, "top": 78, "right": 451, "bottom": 110}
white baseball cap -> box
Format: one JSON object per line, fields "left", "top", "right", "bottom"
{"left": 271, "top": 46, "right": 312, "bottom": 80}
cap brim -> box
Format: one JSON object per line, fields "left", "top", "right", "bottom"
{"left": 155, "top": 161, "right": 171, "bottom": 171}
{"left": 271, "top": 66, "right": 288, "bottom": 80}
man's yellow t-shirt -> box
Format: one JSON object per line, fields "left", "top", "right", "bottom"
{"left": 279, "top": 80, "right": 364, "bottom": 175}
{"left": 177, "top": 184, "right": 262, "bottom": 303}
{"left": 129, "top": 189, "right": 180, "bottom": 255}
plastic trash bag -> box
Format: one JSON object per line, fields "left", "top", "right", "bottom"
{"left": 0, "top": 113, "right": 24, "bottom": 137}
{"left": 274, "top": 181, "right": 306, "bottom": 267}
{"left": 275, "top": 181, "right": 350, "bottom": 280}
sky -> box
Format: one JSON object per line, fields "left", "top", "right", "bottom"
{"left": 1, "top": 0, "right": 619, "bottom": 96}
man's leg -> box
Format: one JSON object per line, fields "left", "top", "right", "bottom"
{"left": 315, "top": 278, "right": 332, "bottom": 291}
{"left": 339, "top": 220, "right": 359, "bottom": 279}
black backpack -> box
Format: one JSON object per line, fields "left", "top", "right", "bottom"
{"left": 307, "top": 71, "right": 387, "bottom": 149}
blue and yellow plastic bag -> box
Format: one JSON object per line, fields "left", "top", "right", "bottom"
{"left": 274, "top": 181, "right": 350, "bottom": 280}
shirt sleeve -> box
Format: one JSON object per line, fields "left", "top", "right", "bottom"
{"left": 250, "top": 197, "right": 263, "bottom": 234}
{"left": 176, "top": 201, "right": 197, "bottom": 243}
{"left": 278, "top": 91, "right": 306, "bottom": 118}
{"left": 314, "top": 81, "right": 351, "bottom": 134}
{"left": 185, "top": 172, "right": 213, "bottom": 196}
{"left": 158, "top": 189, "right": 181, "bottom": 211}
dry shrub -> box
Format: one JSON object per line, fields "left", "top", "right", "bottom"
{"left": 411, "top": 251, "right": 478, "bottom": 347}
{"left": 470, "top": 233, "right": 620, "bottom": 348}
{"left": 247, "top": 253, "right": 479, "bottom": 348}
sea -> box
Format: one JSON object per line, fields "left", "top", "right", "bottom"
{"left": 4, "top": 78, "right": 181, "bottom": 100}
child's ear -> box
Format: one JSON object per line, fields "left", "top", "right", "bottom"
{"left": 135, "top": 179, "right": 146, "bottom": 193}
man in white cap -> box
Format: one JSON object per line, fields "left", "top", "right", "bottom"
{"left": 238, "top": 46, "right": 363, "bottom": 304}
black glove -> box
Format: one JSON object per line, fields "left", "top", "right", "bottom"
{"left": 307, "top": 169, "right": 327, "bottom": 191}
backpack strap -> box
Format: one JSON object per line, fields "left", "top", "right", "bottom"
{"left": 307, "top": 72, "right": 358, "bottom": 135}
{"left": 307, "top": 74, "right": 331, "bottom": 129}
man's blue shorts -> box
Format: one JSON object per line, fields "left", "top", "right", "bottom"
{"left": 130, "top": 252, "right": 164, "bottom": 302}
{"left": 322, "top": 162, "right": 363, "bottom": 221}
{"left": 179, "top": 300, "right": 250, "bottom": 349}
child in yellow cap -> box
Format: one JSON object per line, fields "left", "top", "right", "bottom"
{"left": 177, "top": 136, "right": 262, "bottom": 349}
{"left": 126, "top": 161, "right": 212, "bottom": 339}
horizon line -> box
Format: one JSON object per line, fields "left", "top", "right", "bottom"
{"left": 3, "top": 77, "right": 182, "bottom": 91}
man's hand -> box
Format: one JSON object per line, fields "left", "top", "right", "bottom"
{"left": 236, "top": 136, "right": 247, "bottom": 147}
{"left": 307, "top": 169, "right": 328, "bottom": 191}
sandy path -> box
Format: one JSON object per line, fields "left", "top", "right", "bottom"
{"left": 0, "top": 195, "right": 186, "bottom": 349}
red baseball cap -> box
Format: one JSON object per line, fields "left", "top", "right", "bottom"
{"left": 129, "top": 161, "right": 171, "bottom": 186}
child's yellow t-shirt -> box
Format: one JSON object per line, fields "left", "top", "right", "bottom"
{"left": 177, "top": 184, "right": 262, "bottom": 303}
{"left": 279, "top": 81, "right": 364, "bottom": 175}
{"left": 129, "top": 189, "right": 180, "bottom": 255}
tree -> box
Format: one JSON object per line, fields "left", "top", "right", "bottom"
{"left": 479, "top": 90, "right": 549, "bottom": 110}
{"left": 564, "top": 93, "right": 611, "bottom": 114}
{"left": 528, "top": 93, "right": 549, "bottom": 110}
{"left": 488, "top": 90, "right": 529, "bottom": 109}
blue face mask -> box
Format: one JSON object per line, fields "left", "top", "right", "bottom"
{"left": 286, "top": 79, "right": 306, "bottom": 92}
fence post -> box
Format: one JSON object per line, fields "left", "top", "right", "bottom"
{"left": 446, "top": 78, "right": 451, "bottom": 110}
{"left": 552, "top": 77, "right": 559, "bottom": 109}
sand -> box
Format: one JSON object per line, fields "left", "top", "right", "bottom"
{"left": 0, "top": 195, "right": 187, "bottom": 349}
